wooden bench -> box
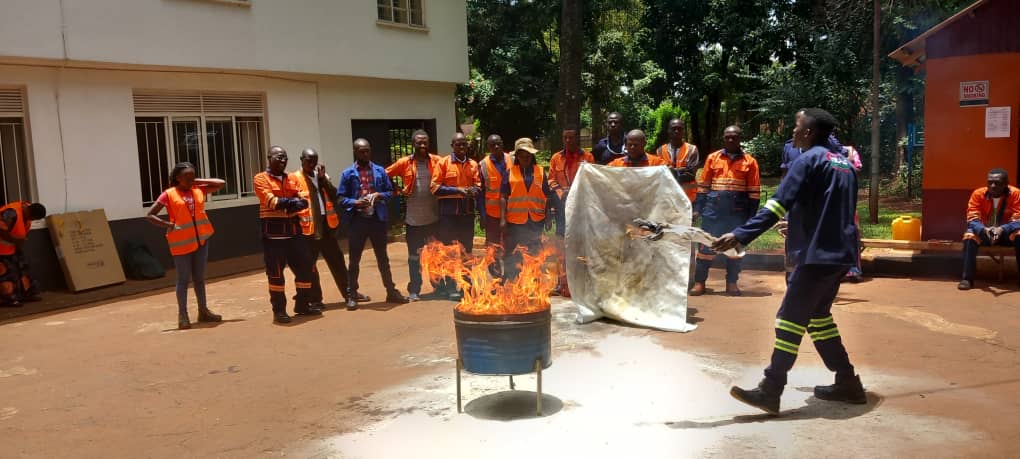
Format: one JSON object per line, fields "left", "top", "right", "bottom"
{"left": 861, "top": 238, "right": 1015, "bottom": 280}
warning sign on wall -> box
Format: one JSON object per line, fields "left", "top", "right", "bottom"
{"left": 960, "top": 81, "right": 989, "bottom": 106}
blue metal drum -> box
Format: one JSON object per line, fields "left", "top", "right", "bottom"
{"left": 454, "top": 308, "right": 552, "bottom": 375}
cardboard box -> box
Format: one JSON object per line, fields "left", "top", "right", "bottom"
{"left": 46, "top": 210, "right": 126, "bottom": 292}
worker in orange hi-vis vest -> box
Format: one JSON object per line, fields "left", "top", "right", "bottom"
{"left": 500, "top": 138, "right": 552, "bottom": 282}
{"left": 959, "top": 168, "right": 1020, "bottom": 291}
{"left": 430, "top": 132, "right": 482, "bottom": 301}
{"left": 254, "top": 145, "right": 319, "bottom": 324}
{"left": 290, "top": 148, "right": 349, "bottom": 307}
{"left": 607, "top": 129, "right": 666, "bottom": 167}
{"left": 0, "top": 200, "right": 46, "bottom": 309}
{"left": 477, "top": 134, "right": 513, "bottom": 277}
{"left": 548, "top": 126, "right": 595, "bottom": 297}
{"left": 655, "top": 118, "right": 701, "bottom": 202}
{"left": 145, "top": 162, "right": 225, "bottom": 330}
{"left": 386, "top": 129, "right": 441, "bottom": 302}
{"left": 691, "top": 125, "right": 761, "bottom": 297}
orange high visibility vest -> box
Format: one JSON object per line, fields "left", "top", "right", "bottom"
{"left": 480, "top": 155, "right": 512, "bottom": 218}
{"left": 164, "top": 188, "right": 214, "bottom": 256}
{"left": 0, "top": 202, "right": 30, "bottom": 256}
{"left": 254, "top": 172, "right": 302, "bottom": 219}
{"left": 290, "top": 171, "right": 339, "bottom": 236}
{"left": 657, "top": 143, "right": 699, "bottom": 202}
{"left": 506, "top": 165, "right": 547, "bottom": 224}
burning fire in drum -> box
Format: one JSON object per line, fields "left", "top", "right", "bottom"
{"left": 420, "top": 241, "right": 555, "bottom": 375}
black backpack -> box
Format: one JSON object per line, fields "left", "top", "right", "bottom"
{"left": 121, "top": 241, "right": 166, "bottom": 280}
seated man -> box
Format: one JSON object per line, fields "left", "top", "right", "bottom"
{"left": 0, "top": 201, "right": 47, "bottom": 306}
{"left": 959, "top": 168, "right": 1020, "bottom": 290}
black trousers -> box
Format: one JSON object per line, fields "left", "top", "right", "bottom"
{"left": 438, "top": 214, "right": 476, "bottom": 292}
{"left": 307, "top": 233, "right": 349, "bottom": 302}
{"left": 348, "top": 216, "right": 396, "bottom": 295}
{"left": 263, "top": 237, "right": 315, "bottom": 314}
{"left": 765, "top": 264, "right": 855, "bottom": 387}
{"left": 962, "top": 232, "right": 1020, "bottom": 281}
{"left": 405, "top": 222, "right": 439, "bottom": 295}
{"left": 503, "top": 220, "right": 544, "bottom": 282}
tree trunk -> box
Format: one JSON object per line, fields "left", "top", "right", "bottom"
{"left": 869, "top": 0, "right": 881, "bottom": 224}
{"left": 590, "top": 98, "right": 604, "bottom": 147}
{"left": 894, "top": 65, "right": 914, "bottom": 178}
{"left": 704, "top": 50, "right": 730, "bottom": 151}
{"left": 556, "top": 0, "right": 583, "bottom": 151}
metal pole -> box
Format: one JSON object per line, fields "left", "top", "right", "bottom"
{"left": 906, "top": 124, "right": 914, "bottom": 198}
{"left": 456, "top": 358, "right": 463, "bottom": 413}
{"left": 535, "top": 359, "right": 542, "bottom": 416}
{"left": 869, "top": 0, "right": 882, "bottom": 224}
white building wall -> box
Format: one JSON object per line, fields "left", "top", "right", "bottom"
{"left": 0, "top": 64, "right": 458, "bottom": 223}
{"left": 0, "top": 0, "right": 468, "bottom": 84}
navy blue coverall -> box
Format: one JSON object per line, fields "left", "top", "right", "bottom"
{"left": 731, "top": 145, "right": 860, "bottom": 387}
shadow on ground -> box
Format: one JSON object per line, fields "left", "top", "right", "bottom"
{"left": 464, "top": 390, "right": 564, "bottom": 421}
{"left": 663, "top": 392, "right": 884, "bottom": 429}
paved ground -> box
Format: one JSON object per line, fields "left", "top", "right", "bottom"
{"left": 2, "top": 245, "right": 1019, "bottom": 458}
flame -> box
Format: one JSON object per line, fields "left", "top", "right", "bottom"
{"left": 420, "top": 240, "right": 558, "bottom": 315}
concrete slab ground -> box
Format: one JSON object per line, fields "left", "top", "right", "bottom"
{"left": 1, "top": 244, "right": 1019, "bottom": 458}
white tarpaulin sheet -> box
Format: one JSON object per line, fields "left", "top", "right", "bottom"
{"left": 564, "top": 163, "right": 705, "bottom": 332}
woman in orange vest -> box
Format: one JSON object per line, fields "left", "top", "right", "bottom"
{"left": 500, "top": 138, "right": 552, "bottom": 281}
{"left": 0, "top": 201, "right": 47, "bottom": 307}
{"left": 146, "top": 162, "right": 226, "bottom": 330}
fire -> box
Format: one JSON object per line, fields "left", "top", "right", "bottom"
{"left": 419, "top": 241, "right": 558, "bottom": 315}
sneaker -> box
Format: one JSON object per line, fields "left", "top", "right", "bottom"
{"left": 813, "top": 374, "right": 867, "bottom": 404}
{"left": 957, "top": 280, "right": 972, "bottom": 290}
{"left": 730, "top": 379, "right": 782, "bottom": 415}
{"left": 273, "top": 311, "right": 292, "bottom": 324}
{"left": 407, "top": 293, "right": 421, "bottom": 302}
{"left": 386, "top": 290, "right": 409, "bottom": 304}
{"left": 178, "top": 313, "right": 192, "bottom": 330}
{"left": 294, "top": 304, "right": 323, "bottom": 316}
{"left": 345, "top": 297, "right": 358, "bottom": 311}
{"left": 726, "top": 282, "right": 742, "bottom": 297}
{"left": 197, "top": 307, "right": 222, "bottom": 323}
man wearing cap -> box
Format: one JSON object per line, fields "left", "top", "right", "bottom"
{"left": 477, "top": 134, "right": 513, "bottom": 277}
{"left": 501, "top": 138, "right": 551, "bottom": 281}
{"left": 607, "top": 130, "right": 666, "bottom": 167}
{"left": 431, "top": 133, "right": 482, "bottom": 301}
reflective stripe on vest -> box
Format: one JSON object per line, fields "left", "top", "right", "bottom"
{"left": 0, "top": 202, "right": 29, "bottom": 256}
{"left": 165, "top": 188, "right": 214, "bottom": 256}
{"left": 506, "top": 165, "right": 546, "bottom": 224}
{"left": 481, "top": 156, "right": 511, "bottom": 218}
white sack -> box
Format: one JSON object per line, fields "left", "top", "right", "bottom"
{"left": 564, "top": 163, "right": 699, "bottom": 332}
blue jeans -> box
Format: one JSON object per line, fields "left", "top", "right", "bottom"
{"left": 173, "top": 243, "right": 209, "bottom": 315}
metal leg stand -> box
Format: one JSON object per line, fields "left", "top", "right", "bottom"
{"left": 456, "top": 358, "right": 463, "bottom": 413}
{"left": 535, "top": 359, "right": 543, "bottom": 416}
{"left": 509, "top": 375, "right": 516, "bottom": 390}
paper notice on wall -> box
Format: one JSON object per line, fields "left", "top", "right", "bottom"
{"left": 985, "top": 107, "right": 1011, "bottom": 138}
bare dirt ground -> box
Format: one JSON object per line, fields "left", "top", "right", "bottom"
{"left": 2, "top": 246, "right": 1019, "bottom": 458}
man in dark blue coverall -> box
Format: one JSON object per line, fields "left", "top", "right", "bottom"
{"left": 713, "top": 108, "right": 866, "bottom": 415}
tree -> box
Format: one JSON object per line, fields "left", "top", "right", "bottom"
{"left": 557, "top": 0, "right": 584, "bottom": 144}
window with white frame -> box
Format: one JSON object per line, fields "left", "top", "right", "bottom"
{"left": 133, "top": 90, "right": 266, "bottom": 206}
{"left": 377, "top": 0, "right": 425, "bottom": 28}
{"left": 0, "top": 88, "right": 34, "bottom": 205}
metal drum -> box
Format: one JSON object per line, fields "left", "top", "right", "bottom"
{"left": 454, "top": 308, "right": 552, "bottom": 375}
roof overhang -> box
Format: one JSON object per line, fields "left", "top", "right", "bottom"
{"left": 888, "top": 0, "right": 988, "bottom": 70}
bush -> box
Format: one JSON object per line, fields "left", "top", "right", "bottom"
{"left": 640, "top": 101, "right": 689, "bottom": 150}
{"left": 744, "top": 132, "right": 787, "bottom": 177}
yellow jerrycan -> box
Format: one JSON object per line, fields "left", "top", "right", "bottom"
{"left": 891, "top": 216, "right": 922, "bottom": 241}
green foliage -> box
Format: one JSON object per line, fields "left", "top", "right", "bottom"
{"left": 640, "top": 100, "right": 689, "bottom": 150}
{"left": 744, "top": 132, "right": 787, "bottom": 178}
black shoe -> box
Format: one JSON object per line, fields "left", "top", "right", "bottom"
{"left": 449, "top": 291, "right": 463, "bottom": 302}
{"left": 294, "top": 304, "right": 323, "bottom": 316}
{"left": 730, "top": 379, "right": 782, "bottom": 415}
{"left": 407, "top": 293, "right": 421, "bottom": 302}
{"left": 958, "top": 280, "right": 972, "bottom": 290}
{"left": 197, "top": 307, "right": 222, "bottom": 323}
{"left": 814, "top": 374, "right": 867, "bottom": 405}
{"left": 346, "top": 297, "right": 358, "bottom": 311}
{"left": 308, "top": 302, "right": 326, "bottom": 311}
{"left": 24, "top": 295, "right": 42, "bottom": 303}
{"left": 386, "top": 290, "right": 409, "bottom": 304}
{"left": 354, "top": 293, "right": 371, "bottom": 303}
{"left": 273, "top": 311, "right": 292, "bottom": 324}
{"left": 550, "top": 285, "right": 562, "bottom": 297}
{"left": 178, "top": 313, "right": 192, "bottom": 330}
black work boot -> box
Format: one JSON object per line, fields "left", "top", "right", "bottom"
{"left": 197, "top": 307, "right": 222, "bottom": 323}
{"left": 730, "top": 379, "right": 783, "bottom": 415}
{"left": 273, "top": 311, "right": 292, "bottom": 324}
{"left": 814, "top": 374, "right": 867, "bottom": 404}
{"left": 178, "top": 313, "right": 192, "bottom": 330}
